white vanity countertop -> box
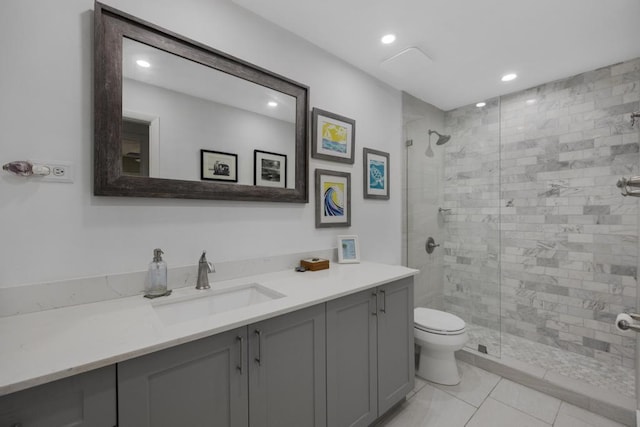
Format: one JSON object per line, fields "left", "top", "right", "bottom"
{"left": 0, "top": 261, "right": 417, "bottom": 396}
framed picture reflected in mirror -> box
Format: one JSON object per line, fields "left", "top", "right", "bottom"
{"left": 254, "top": 150, "right": 287, "bottom": 188}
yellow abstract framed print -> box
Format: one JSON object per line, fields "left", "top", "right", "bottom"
{"left": 311, "top": 108, "right": 355, "bottom": 164}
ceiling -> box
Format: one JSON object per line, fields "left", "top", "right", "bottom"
{"left": 232, "top": 0, "right": 640, "bottom": 111}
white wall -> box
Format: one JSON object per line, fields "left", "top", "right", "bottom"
{"left": 0, "top": 0, "right": 403, "bottom": 287}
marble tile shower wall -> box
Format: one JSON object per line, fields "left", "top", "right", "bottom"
{"left": 443, "top": 57, "right": 640, "bottom": 369}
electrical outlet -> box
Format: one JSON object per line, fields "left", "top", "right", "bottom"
{"left": 34, "top": 160, "right": 74, "bottom": 183}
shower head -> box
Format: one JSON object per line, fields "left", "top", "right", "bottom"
{"left": 428, "top": 129, "right": 451, "bottom": 145}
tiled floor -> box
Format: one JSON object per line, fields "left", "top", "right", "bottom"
{"left": 378, "top": 361, "right": 627, "bottom": 427}
{"left": 466, "top": 323, "right": 635, "bottom": 398}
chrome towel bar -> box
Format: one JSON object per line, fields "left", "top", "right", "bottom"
{"left": 616, "top": 176, "right": 640, "bottom": 197}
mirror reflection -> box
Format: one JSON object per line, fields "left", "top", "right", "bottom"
{"left": 121, "top": 38, "right": 297, "bottom": 188}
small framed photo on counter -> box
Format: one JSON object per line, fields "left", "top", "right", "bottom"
{"left": 338, "top": 235, "right": 360, "bottom": 264}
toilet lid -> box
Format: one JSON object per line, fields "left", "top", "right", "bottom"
{"left": 414, "top": 308, "right": 465, "bottom": 334}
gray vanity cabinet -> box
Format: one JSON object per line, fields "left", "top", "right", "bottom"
{"left": 249, "top": 303, "right": 326, "bottom": 427}
{"left": 326, "top": 277, "right": 414, "bottom": 427}
{"left": 0, "top": 365, "right": 116, "bottom": 427}
{"left": 377, "top": 277, "right": 415, "bottom": 415}
{"left": 326, "top": 289, "right": 378, "bottom": 427}
{"left": 117, "top": 304, "right": 326, "bottom": 427}
{"left": 117, "top": 327, "right": 248, "bottom": 427}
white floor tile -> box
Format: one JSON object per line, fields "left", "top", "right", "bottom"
{"left": 466, "top": 397, "right": 551, "bottom": 427}
{"left": 378, "top": 383, "right": 476, "bottom": 427}
{"left": 490, "top": 378, "right": 561, "bottom": 424}
{"left": 407, "top": 376, "right": 428, "bottom": 399}
{"left": 553, "top": 402, "right": 627, "bottom": 427}
{"left": 430, "top": 360, "right": 501, "bottom": 407}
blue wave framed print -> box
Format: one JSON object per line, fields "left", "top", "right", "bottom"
{"left": 315, "top": 169, "right": 351, "bottom": 228}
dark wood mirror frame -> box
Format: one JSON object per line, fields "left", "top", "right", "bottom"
{"left": 94, "top": 2, "right": 309, "bottom": 202}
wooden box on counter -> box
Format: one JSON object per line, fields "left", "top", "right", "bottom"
{"left": 300, "top": 258, "right": 330, "bottom": 271}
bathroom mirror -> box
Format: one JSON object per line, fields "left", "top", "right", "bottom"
{"left": 94, "top": 2, "right": 309, "bottom": 202}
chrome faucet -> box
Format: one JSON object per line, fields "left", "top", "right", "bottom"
{"left": 196, "top": 251, "right": 214, "bottom": 290}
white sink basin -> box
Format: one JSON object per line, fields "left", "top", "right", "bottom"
{"left": 152, "top": 283, "right": 285, "bottom": 324}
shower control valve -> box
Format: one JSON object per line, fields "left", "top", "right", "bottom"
{"left": 425, "top": 237, "right": 440, "bottom": 254}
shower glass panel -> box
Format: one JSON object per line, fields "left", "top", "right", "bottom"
{"left": 403, "top": 93, "right": 502, "bottom": 358}
{"left": 442, "top": 97, "right": 502, "bottom": 357}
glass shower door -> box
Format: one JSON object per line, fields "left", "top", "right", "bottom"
{"left": 403, "top": 94, "right": 502, "bottom": 358}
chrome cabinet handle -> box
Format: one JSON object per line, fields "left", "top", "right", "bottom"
{"left": 380, "top": 289, "right": 387, "bottom": 313}
{"left": 236, "top": 335, "right": 244, "bottom": 374}
{"left": 372, "top": 292, "right": 378, "bottom": 316}
{"left": 254, "top": 329, "right": 262, "bottom": 366}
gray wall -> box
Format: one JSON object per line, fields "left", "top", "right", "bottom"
{"left": 442, "top": 57, "right": 640, "bottom": 369}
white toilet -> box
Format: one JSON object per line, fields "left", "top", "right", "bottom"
{"left": 414, "top": 307, "right": 468, "bottom": 385}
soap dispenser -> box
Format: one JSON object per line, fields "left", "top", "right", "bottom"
{"left": 145, "top": 248, "right": 168, "bottom": 297}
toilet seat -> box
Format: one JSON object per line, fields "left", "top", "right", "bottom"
{"left": 414, "top": 308, "right": 465, "bottom": 335}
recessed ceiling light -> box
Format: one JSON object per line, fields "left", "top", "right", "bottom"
{"left": 501, "top": 73, "right": 517, "bottom": 82}
{"left": 525, "top": 98, "right": 537, "bottom": 105}
{"left": 381, "top": 34, "right": 396, "bottom": 44}
{"left": 267, "top": 101, "right": 278, "bottom": 107}
{"left": 136, "top": 59, "right": 151, "bottom": 68}
{"left": 476, "top": 102, "right": 486, "bottom": 107}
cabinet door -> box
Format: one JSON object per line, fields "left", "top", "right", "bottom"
{"left": 249, "top": 304, "right": 326, "bottom": 427}
{"left": 118, "top": 327, "right": 248, "bottom": 427}
{"left": 326, "top": 289, "right": 378, "bottom": 427}
{"left": 0, "top": 365, "right": 116, "bottom": 427}
{"left": 377, "top": 277, "right": 415, "bottom": 415}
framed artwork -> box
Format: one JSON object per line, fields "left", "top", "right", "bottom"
{"left": 201, "top": 150, "right": 238, "bottom": 182}
{"left": 311, "top": 108, "right": 356, "bottom": 164}
{"left": 338, "top": 235, "right": 360, "bottom": 264}
{"left": 363, "top": 148, "right": 390, "bottom": 200}
{"left": 315, "top": 169, "right": 351, "bottom": 228}
{"left": 254, "top": 150, "right": 287, "bottom": 188}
